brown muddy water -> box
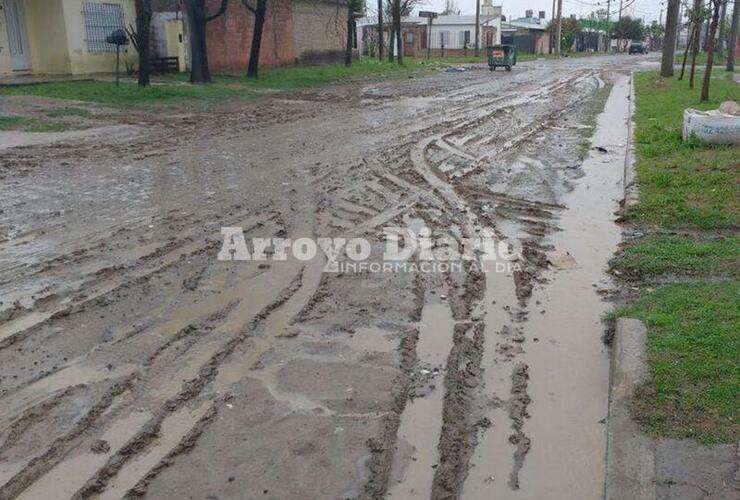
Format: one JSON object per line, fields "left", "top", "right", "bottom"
{"left": 0, "top": 55, "right": 652, "bottom": 499}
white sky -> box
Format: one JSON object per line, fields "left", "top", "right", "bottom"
{"left": 395, "top": 0, "right": 669, "bottom": 24}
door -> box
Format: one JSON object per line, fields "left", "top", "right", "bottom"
{"left": 4, "top": 0, "right": 29, "bottom": 70}
{"left": 403, "top": 31, "right": 415, "bottom": 57}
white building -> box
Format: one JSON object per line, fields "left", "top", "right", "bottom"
{"left": 356, "top": 6, "right": 502, "bottom": 57}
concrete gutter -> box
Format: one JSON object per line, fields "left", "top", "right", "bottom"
{"left": 622, "top": 71, "right": 639, "bottom": 209}
{"left": 604, "top": 318, "right": 656, "bottom": 500}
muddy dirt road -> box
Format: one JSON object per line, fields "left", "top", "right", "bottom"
{"left": 1, "top": 54, "right": 656, "bottom": 499}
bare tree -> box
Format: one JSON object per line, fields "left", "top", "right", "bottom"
{"left": 661, "top": 0, "right": 681, "bottom": 76}
{"left": 441, "top": 0, "right": 460, "bottom": 15}
{"left": 345, "top": 0, "right": 364, "bottom": 66}
{"left": 393, "top": 0, "right": 402, "bottom": 64}
{"left": 678, "top": 21, "right": 696, "bottom": 79}
{"left": 377, "top": 0, "right": 384, "bottom": 60}
{"left": 729, "top": 0, "right": 739, "bottom": 70}
{"left": 718, "top": 0, "right": 728, "bottom": 54}
{"left": 241, "top": 0, "right": 267, "bottom": 78}
{"left": 182, "top": 0, "right": 229, "bottom": 83}
{"left": 700, "top": 0, "right": 722, "bottom": 100}
{"left": 126, "top": 0, "right": 153, "bottom": 87}
{"left": 688, "top": 0, "right": 708, "bottom": 89}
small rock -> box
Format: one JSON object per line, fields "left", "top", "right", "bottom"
{"left": 90, "top": 439, "right": 110, "bottom": 454}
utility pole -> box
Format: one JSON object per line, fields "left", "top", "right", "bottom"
{"left": 475, "top": 0, "right": 481, "bottom": 56}
{"left": 556, "top": 0, "right": 563, "bottom": 56}
{"left": 619, "top": 0, "right": 623, "bottom": 20}
{"left": 550, "top": 0, "right": 556, "bottom": 53}
{"left": 605, "top": 0, "right": 611, "bottom": 52}
{"left": 661, "top": 0, "right": 681, "bottom": 76}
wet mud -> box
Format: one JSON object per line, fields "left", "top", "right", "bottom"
{"left": 0, "top": 55, "right": 654, "bottom": 498}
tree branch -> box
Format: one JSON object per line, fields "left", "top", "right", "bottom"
{"left": 206, "top": 0, "right": 230, "bottom": 22}
{"left": 240, "top": 0, "right": 256, "bottom": 15}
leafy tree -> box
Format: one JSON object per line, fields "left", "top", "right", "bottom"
{"left": 546, "top": 17, "right": 582, "bottom": 52}
{"left": 611, "top": 16, "right": 645, "bottom": 42}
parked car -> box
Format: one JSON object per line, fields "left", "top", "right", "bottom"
{"left": 628, "top": 41, "right": 648, "bottom": 54}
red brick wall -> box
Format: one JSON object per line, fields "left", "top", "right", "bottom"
{"left": 205, "top": 0, "right": 294, "bottom": 72}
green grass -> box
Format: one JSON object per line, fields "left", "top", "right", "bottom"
{"left": 611, "top": 235, "right": 740, "bottom": 280}
{"left": 0, "top": 80, "right": 247, "bottom": 105}
{"left": 610, "top": 70, "right": 740, "bottom": 444}
{"left": 0, "top": 115, "right": 31, "bottom": 129}
{"left": 626, "top": 71, "right": 739, "bottom": 229}
{"left": 0, "top": 59, "right": 423, "bottom": 105}
{"left": 0, "top": 114, "right": 75, "bottom": 132}
{"left": 612, "top": 282, "right": 739, "bottom": 443}
{"left": 675, "top": 50, "right": 730, "bottom": 67}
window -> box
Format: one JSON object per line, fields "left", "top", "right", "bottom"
{"left": 440, "top": 31, "right": 450, "bottom": 47}
{"left": 83, "top": 2, "right": 125, "bottom": 53}
{"left": 459, "top": 30, "right": 471, "bottom": 46}
{"left": 406, "top": 32, "right": 413, "bottom": 43}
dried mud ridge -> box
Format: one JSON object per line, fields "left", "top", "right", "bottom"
{"left": 0, "top": 58, "right": 632, "bottom": 499}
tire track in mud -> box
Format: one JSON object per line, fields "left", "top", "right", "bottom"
{"left": 1, "top": 59, "right": 638, "bottom": 498}
{"left": 365, "top": 67, "right": 613, "bottom": 499}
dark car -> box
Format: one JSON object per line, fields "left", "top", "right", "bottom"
{"left": 628, "top": 41, "right": 648, "bottom": 54}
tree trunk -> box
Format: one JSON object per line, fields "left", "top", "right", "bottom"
{"left": 388, "top": 27, "right": 395, "bottom": 62}
{"left": 661, "top": 0, "right": 680, "bottom": 76}
{"left": 246, "top": 0, "right": 266, "bottom": 78}
{"left": 689, "top": 0, "right": 702, "bottom": 88}
{"left": 183, "top": 0, "right": 229, "bottom": 83}
{"left": 701, "top": 0, "right": 722, "bottom": 101}
{"left": 679, "top": 27, "right": 695, "bottom": 79}
{"left": 718, "top": 0, "right": 728, "bottom": 55}
{"left": 394, "top": 0, "right": 402, "bottom": 64}
{"left": 345, "top": 13, "right": 353, "bottom": 66}
{"left": 377, "top": 0, "right": 384, "bottom": 61}
{"left": 134, "top": 0, "right": 152, "bottom": 87}
{"left": 728, "top": 0, "right": 739, "bottom": 71}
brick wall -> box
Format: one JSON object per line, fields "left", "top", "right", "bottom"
{"left": 205, "top": 0, "right": 294, "bottom": 72}
{"left": 204, "top": 0, "right": 347, "bottom": 72}
{"left": 291, "top": 2, "right": 347, "bottom": 64}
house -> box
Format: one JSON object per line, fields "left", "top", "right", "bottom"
{"left": 501, "top": 11, "right": 550, "bottom": 54}
{"left": 0, "top": 0, "right": 137, "bottom": 76}
{"left": 357, "top": 4, "right": 502, "bottom": 59}
{"left": 199, "top": 0, "right": 350, "bottom": 72}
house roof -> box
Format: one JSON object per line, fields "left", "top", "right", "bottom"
{"left": 502, "top": 20, "right": 548, "bottom": 31}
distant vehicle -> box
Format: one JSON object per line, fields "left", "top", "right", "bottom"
{"left": 628, "top": 41, "right": 648, "bottom": 55}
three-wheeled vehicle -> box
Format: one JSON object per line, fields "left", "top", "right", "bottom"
{"left": 487, "top": 44, "right": 516, "bottom": 71}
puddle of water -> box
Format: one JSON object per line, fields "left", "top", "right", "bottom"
{"left": 462, "top": 74, "right": 632, "bottom": 499}
{"left": 386, "top": 301, "right": 455, "bottom": 499}
{"left": 512, "top": 74, "right": 630, "bottom": 500}
{"left": 462, "top": 262, "right": 520, "bottom": 496}
{"left": 17, "top": 410, "right": 152, "bottom": 500}
{"left": 94, "top": 405, "right": 209, "bottom": 500}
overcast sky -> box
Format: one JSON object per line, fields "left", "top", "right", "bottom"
{"left": 402, "top": 0, "right": 669, "bottom": 24}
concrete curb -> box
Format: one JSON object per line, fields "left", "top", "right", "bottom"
{"left": 604, "top": 318, "right": 656, "bottom": 500}
{"left": 622, "top": 71, "right": 639, "bottom": 209}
